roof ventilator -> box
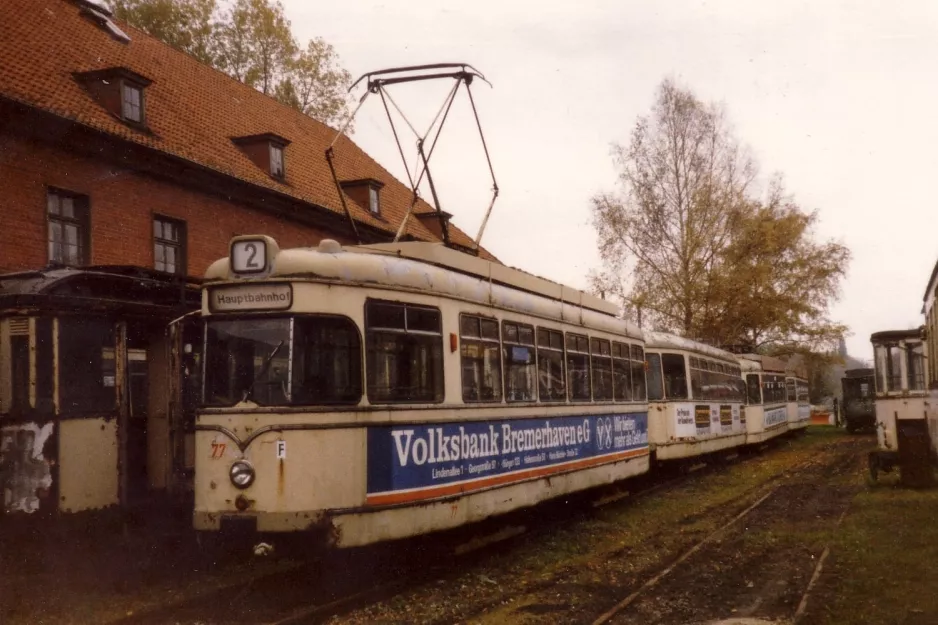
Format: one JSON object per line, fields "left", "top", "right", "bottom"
{"left": 325, "top": 63, "right": 499, "bottom": 253}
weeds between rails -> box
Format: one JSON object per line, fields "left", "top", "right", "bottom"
{"left": 114, "top": 435, "right": 803, "bottom": 625}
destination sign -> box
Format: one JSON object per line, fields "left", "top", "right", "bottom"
{"left": 209, "top": 283, "right": 292, "bottom": 312}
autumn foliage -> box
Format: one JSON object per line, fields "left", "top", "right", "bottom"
{"left": 591, "top": 79, "right": 850, "bottom": 355}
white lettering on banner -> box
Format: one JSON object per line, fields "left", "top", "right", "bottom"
{"left": 388, "top": 419, "right": 644, "bottom": 468}
{"left": 210, "top": 284, "right": 292, "bottom": 311}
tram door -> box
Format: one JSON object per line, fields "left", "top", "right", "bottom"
{"left": 127, "top": 348, "right": 149, "bottom": 500}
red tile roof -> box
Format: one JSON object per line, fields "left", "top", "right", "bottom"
{"left": 0, "top": 0, "right": 496, "bottom": 260}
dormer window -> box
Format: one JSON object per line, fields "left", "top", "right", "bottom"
{"left": 231, "top": 133, "right": 291, "bottom": 181}
{"left": 270, "top": 143, "right": 284, "bottom": 178}
{"left": 340, "top": 179, "right": 385, "bottom": 217}
{"left": 121, "top": 82, "right": 143, "bottom": 123}
{"left": 74, "top": 67, "right": 151, "bottom": 129}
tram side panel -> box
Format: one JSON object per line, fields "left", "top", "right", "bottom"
{"left": 194, "top": 279, "right": 651, "bottom": 548}
{"left": 651, "top": 401, "right": 745, "bottom": 460}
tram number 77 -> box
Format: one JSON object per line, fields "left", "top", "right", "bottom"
{"left": 211, "top": 441, "right": 227, "bottom": 459}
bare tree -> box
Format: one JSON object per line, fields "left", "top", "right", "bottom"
{"left": 591, "top": 78, "right": 755, "bottom": 334}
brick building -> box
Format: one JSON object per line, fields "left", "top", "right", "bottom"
{"left": 0, "top": 0, "right": 493, "bottom": 517}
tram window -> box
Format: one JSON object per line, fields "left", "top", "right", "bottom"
{"left": 646, "top": 352, "right": 664, "bottom": 401}
{"left": 366, "top": 301, "right": 443, "bottom": 403}
{"left": 292, "top": 317, "right": 362, "bottom": 405}
{"left": 873, "top": 344, "right": 887, "bottom": 393}
{"left": 762, "top": 374, "right": 785, "bottom": 404}
{"left": 690, "top": 360, "right": 702, "bottom": 400}
{"left": 630, "top": 345, "right": 647, "bottom": 401}
{"left": 59, "top": 318, "right": 116, "bottom": 413}
{"left": 797, "top": 381, "right": 810, "bottom": 402}
{"left": 746, "top": 374, "right": 762, "bottom": 405}
{"left": 590, "top": 338, "right": 613, "bottom": 401}
{"left": 503, "top": 320, "right": 536, "bottom": 402}
{"left": 460, "top": 314, "right": 502, "bottom": 402}
{"left": 612, "top": 342, "right": 632, "bottom": 401}
{"left": 566, "top": 333, "right": 591, "bottom": 401}
{"left": 661, "top": 353, "right": 688, "bottom": 400}
{"left": 786, "top": 379, "right": 797, "bottom": 402}
{"left": 537, "top": 328, "right": 566, "bottom": 402}
{"left": 887, "top": 345, "right": 903, "bottom": 391}
{"left": 204, "top": 318, "right": 292, "bottom": 406}
{"left": 10, "top": 335, "right": 29, "bottom": 412}
{"left": 908, "top": 343, "right": 925, "bottom": 391}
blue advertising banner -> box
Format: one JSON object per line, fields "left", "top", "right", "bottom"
{"left": 366, "top": 412, "right": 648, "bottom": 506}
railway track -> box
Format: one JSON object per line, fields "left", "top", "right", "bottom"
{"left": 111, "top": 435, "right": 813, "bottom": 625}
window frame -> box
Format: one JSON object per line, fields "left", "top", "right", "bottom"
{"left": 120, "top": 80, "right": 145, "bottom": 125}
{"left": 565, "top": 332, "right": 592, "bottom": 402}
{"left": 459, "top": 313, "right": 503, "bottom": 403}
{"left": 502, "top": 319, "right": 537, "bottom": 403}
{"left": 47, "top": 188, "right": 90, "bottom": 266}
{"left": 612, "top": 341, "right": 632, "bottom": 402}
{"left": 365, "top": 299, "right": 445, "bottom": 405}
{"left": 368, "top": 186, "right": 380, "bottom": 214}
{"left": 269, "top": 142, "right": 285, "bottom": 179}
{"left": 537, "top": 327, "right": 566, "bottom": 402}
{"left": 660, "top": 352, "right": 688, "bottom": 400}
{"left": 153, "top": 215, "right": 187, "bottom": 276}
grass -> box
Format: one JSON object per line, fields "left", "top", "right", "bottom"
{"left": 808, "top": 473, "right": 938, "bottom": 625}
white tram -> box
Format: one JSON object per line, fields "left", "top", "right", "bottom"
{"left": 194, "top": 236, "right": 650, "bottom": 547}
{"left": 785, "top": 365, "right": 811, "bottom": 433}
{"left": 739, "top": 354, "right": 790, "bottom": 445}
{"left": 869, "top": 329, "right": 933, "bottom": 484}
{"left": 643, "top": 332, "right": 747, "bottom": 460}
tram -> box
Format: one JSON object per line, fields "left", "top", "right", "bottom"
{"left": 643, "top": 332, "right": 746, "bottom": 460}
{"left": 841, "top": 368, "right": 875, "bottom": 433}
{"left": 869, "top": 329, "right": 933, "bottom": 484}
{"left": 785, "top": 365, "right": 811, "bottom": 434}
{"left": 739, "top": 354, "right": 790, "bottom": 445}
{"left": 194, "top": 236, "right": 650, "bottom": 547}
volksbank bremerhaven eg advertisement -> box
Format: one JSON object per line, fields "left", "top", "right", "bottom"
{"left": 366, "top": 413, "right": 648, "bottom": 505}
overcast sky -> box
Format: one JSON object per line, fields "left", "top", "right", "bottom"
{"left": 284, "top": 0, "right": 938, "bottom": 362}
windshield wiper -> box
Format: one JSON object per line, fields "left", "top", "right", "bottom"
{"left": 241, "top": 340, "right": 284, "bottom": 403}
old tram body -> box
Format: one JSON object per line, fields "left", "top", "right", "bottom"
{"left": 869, "top": 329, "right": 933, "bottom": 483}
{"left": 194, "top": 236, "right": 650, "bottom": 548}
{"left": 739, "top": 355, "right": 790, "bottom": 446}
{"left": 642, "top": 332, "right": 747, "bottom": 460}
{"left": 785, "top": 365, "right": 811, "bottom": 434}
{"left": 841, "top": 368, "right": 875, "bottom": 433}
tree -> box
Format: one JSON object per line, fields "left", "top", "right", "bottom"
{"left": 703, "top": 177, "right": 851, "bottom": 353}
{"left": 273, "top": 38, "right": 354, "bottom": 130}
{"left": 591, "top": 78, "right": 850, "bottom": 354}
{"left": 109, "top": 0, "right": 354, "bottom": 129}
{"left": 110, "top": 0, "right": 218, "bottom": 65}
{"left": 590, "top": 78, "right": 755, "bottom": 333}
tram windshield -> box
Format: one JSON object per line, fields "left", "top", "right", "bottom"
{"left": 203, "top": 316, "right": 362, "bottom": 407}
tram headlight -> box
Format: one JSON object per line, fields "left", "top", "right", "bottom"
{"left": 229, "top": 460, "right": 255, "bottom": 489}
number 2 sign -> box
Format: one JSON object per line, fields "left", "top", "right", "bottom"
{"left": 230, "top": 237, "right": 272, "bottom": 274}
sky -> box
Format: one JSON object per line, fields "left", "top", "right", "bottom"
{"left": 284, "top": 0, "right": 938, "bottom": 362}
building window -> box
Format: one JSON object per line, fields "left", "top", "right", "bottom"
{"left": 121, "top": 82, "right": 143, "bottom": 123}
{"left": 47, "top": 189, "right": 88, "bottom": 266}
{"left": 460, "top": 315, "right": 502, "bottom": 402}
{"left": 270, "top": 143, "right": 284, "bottom": 178}
{"left": 154, "top": 216, "right": 186, "bottom": 275}
{"left": 503, "top": 321, "right": 536, "bottom": 402}
{"left": 365, "top": 300, "right": 443, "bottom": 403}
{"left": 537, "top": 328, "right": 566, "bottom": 402}
{"left": 369, "top": 186, "right": 380, "bottom": 214}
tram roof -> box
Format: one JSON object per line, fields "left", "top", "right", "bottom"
{"left": 870, "top": 328, "right": 923, "bottom": 343}
{"left": 738, "top": 353, "right": 788, "bottom": 374}
{"left": 205, "top": 239, "right": 641, "bottom": 336}
{"left": 641, "top": 330, "right": 740, "bottom": 364}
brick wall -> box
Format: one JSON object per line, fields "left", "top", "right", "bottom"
{"left": 0, "top": 133, "right": 353, "bottom": 277}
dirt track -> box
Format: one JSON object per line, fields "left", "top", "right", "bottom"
{"left": 0, "top": 430, "right": 873, "bottom": 625}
